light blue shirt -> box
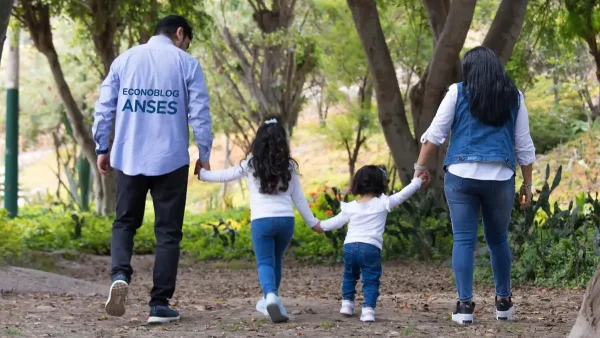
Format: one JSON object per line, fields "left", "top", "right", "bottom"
{"left": 92, "top": 35, "right": 213, "bottom": 176}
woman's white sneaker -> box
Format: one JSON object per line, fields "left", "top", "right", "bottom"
{"left": 496, "top": 296, "right": 515, "bottom": 320}
{"left": 452, "top": 301, "right": 475, "bottom": 325}
{"left": 340, "top": 300, "right": 354, "bottom": 316}
{"left": 360, "top": 307, "right": 375, "bottom": 322}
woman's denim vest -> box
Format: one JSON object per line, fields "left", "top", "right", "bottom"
{"left": 443, "top": 82, "right": 518, "bottom": 172}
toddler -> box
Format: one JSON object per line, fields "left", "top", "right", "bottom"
{"left": 314, "top": 165, "right": 424, "bottom": 322}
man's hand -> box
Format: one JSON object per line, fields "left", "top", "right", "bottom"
{"left": 194, "top": 159, "right": 210, "bottom": 176}
{"left": 312, "top": 222, "right": 324, "bottom": 234}
{"left": 97, "top": 154, "right": 111, "bottom": 176}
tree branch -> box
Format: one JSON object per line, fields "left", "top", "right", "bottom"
{"left": 346, "top": 0, "right": 418, "bottom": 185}
{"left": 482, "top": 0, "right": 529, "bottom": 65}
{"left": 417, "top": 0, "right": 476, "bottom": 139}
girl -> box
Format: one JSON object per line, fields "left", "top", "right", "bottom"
{"left": 314, "top": 165, "right": 424, "bottom": 322}
{"left": 198, "top": 118, "right": 320, "bottom": 323}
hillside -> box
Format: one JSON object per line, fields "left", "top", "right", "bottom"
{"left": 536, "top": 132, "right": 600, "bottom": 202}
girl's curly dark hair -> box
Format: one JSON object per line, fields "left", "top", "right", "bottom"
{"left": 247, "top": 118, "right": 298, "bottom": 195}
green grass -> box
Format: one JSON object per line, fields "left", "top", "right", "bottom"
{"left": 319, "top": 320, "right": 334, "bottom": 329}
{"left": 4, "top": 328, "right": 22, "bottom": 336}
{"left": 403, "top": 321, "right": 415, "bottom": 335}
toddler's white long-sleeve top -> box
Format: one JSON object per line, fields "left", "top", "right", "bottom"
{"left": 321, "top": 178, "right": 422, "bottom": 249}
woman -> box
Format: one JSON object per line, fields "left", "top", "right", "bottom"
{"left": 414, "top": 46, "right": 535, "bottom": 324}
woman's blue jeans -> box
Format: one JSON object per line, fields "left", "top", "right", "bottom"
{"left": 251, "top": 217, "right": 295, "bottom": 297}
{"left": 444, "top": 172, "right": 514, "bottom": 301}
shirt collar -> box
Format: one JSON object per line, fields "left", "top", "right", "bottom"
{"left": 148, "top": 35, "right": 175, "bottom": 46}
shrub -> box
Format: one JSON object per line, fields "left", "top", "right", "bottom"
{"left": 475, "top": 164, "right": 600, "bottom": 288}
{"left": 528, "top": 105, "right": 585, "bottom": 153}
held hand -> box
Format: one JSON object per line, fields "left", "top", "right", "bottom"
{"left": 519, "top": 184, "right": 533, "bottom": 210}
{"left": 97, "top": 154, "right": 111, "bottom": 176}
{"left": 194, "top": 159, "right": 211, "bottom": 176}
{"left": 312, "top": 222, "right": 324, "bottom": 234}
{"left": 414, "top": 170, "right": 430, "bottom": 188}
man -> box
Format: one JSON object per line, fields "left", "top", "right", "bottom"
{"left": 91, "top": 15, "right": 212, "bottom": 324}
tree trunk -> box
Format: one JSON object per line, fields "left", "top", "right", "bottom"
{"left": 585, "top": 37, "right": 600, "bottom": 86}
{"left": 0, "top": 0, "right": 14, "bottom": 66}
{"left": 482, "top": 0, "right": 529, "bottom": 65}
{"left": 18, "top": 1, "right": 115, "bottom": 215}
{"left": 410, "top": 0, "right": 527, "bottom": 185}
{"left": 410, "top": 0, "right": 477, "bottom": 184}
{"left": 44, "top": 48, "right": 116, "bottom": 215}
{"left": 346, "top": 0, "right": 418, "bottom": 186}
{"left": 568, "top": 267, "right": 600, "bottom": 338}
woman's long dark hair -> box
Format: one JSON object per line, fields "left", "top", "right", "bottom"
{"left": 462, "top": 46, "right": 520, "bottom": 127}
{"left": 247, "top": 119, "right": 298, "bottom": 194}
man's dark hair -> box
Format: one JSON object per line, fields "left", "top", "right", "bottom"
{"left": 153, "top": 15, "right": 193, "bottom": 40}
{"left": 351, "top": 165, "right": 388, "bottom": 196}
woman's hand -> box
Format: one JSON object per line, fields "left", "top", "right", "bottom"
{"left": 519, "top": 184, "right": 533, "bottom": 210}
{"left": 414, "top": 170, "right": 430, "bottom": 188}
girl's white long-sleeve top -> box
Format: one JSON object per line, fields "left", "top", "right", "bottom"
{"left": 321, "top": 178, "right": 422, "bottom": 249}
{"left": 199, "top": 160, "right": 319, "bottom": 227}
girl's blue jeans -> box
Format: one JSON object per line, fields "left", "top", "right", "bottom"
{"left": 445, "top": 172, "right": 514, "bottom": 301}
{"left": 342, "top": 242, "right": 382, "bottom": 308}
{"left": 251, "top": 217, "right": 295, "bottom": 296}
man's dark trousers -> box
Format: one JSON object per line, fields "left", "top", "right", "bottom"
{"left": 110, "top": 165, "right": 188, "bottom": 307}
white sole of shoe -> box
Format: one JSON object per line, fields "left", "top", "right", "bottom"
{"left": 104, "top": 280, "right": 128, "bottom": 317}
{"left": 147, "top": 315, "right": 181, "bottom": 324}
{"left": 360, "top": 316, "right": 375, "bottom": 322}
{"left": 496, "top": 306, "right": 515, "bottom": 320}
{"left": 340, "top": 308, "right": 354, "bottom": 316}
{"left": 452, "top": 313, "right": 474, "bottom": 325}
{"left": 256, "top": 305, "right": 269, "bottom": 317}
{"left": 266, "top": 303, "right": 289, "bottom": 323}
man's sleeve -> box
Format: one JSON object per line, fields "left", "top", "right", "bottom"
{"left": 92, "top": 59, "right": 120, "bottom": 154}
{"left": 187, "top": 60, "right": 213, "bottom": 162}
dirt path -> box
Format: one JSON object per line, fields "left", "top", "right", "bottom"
{"left": 0, "top": 255, "right": 582, "bottom": 337}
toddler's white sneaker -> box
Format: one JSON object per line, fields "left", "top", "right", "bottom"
{"left": 340, "top": 300, "right": 354, "bottom": 316}
{"left": 360, "top": 307, "right": 375, "bottom": 322}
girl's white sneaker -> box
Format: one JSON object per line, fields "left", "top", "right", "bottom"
{"left": 266, "top": 293, "right": 289, "bottom": 323}
{"left": 340, "top": 300, "right": 354, "bottom": 316}
{"left": 360, "top": 307, "right": 375, "bottom": 322}
{"left": 256, "top": 297, "right": 269, "bottom": 317}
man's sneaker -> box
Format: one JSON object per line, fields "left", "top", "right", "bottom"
{"left": 340, "top": 300, "right": 354, "bottom": 316}
{"left": 496, "top": 296, "right": 515, "bottom": 320}
{"left": 360, "top": 307, "right": 375, "bottom": 322}
{"left": 265, "top": 293, "right": 289, "bottom": 323}
{"left": 256, "top": 297, "right": 269, "bottom": 317}
{"left": 148, "top": 305, "right": 181, "bottom": 324}
{"left": 105, "top": 274, "right": 129, "bottom": 317}
{"left": 452, "top": 301, "right": 475, "bottom": 325}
